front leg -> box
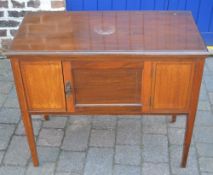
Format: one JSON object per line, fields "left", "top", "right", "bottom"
{"left": 22, "top": 112, "right": 39, "bottom": 166}
{"left": 181, "top": 112, "right": 195, "bottom": 167}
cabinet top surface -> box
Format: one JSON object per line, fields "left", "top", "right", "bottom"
{"left": 7, "top": 11, "right": 208, "bottom": 56}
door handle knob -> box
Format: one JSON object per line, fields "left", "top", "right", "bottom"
{"left": 65, "top": 81, "right": 72, "bottom": 96}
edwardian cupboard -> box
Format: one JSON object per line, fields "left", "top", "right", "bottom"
{"left": 6, "top": 11, "right": 208, "bottom": 167}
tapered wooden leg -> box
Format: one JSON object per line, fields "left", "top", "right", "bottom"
{"left": 181, "top": 60, "right": 205, "bottom": 167}
{"left": 171, "top": 114, "right": 176, "bottom": 123}
{"left": 181, "top": 113, "right": 196, "bottom": 167}
{"left": 44, "top": 115, "right": 49, "bottom": 121}
{"left": 22, "top": 112, "right": 39, "bottom": 166}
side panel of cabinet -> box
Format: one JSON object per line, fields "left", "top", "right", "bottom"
{"left": 151, "top": 62, "right": 195, "bottom": 111}
{"left": 20, "top": 61, "right": 66, "bottom": 111}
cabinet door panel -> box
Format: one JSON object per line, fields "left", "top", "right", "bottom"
{"left": 152, "top": 62, "right": 194, "bottom": 111}
{"left": 20, "top": 61, "right": 66, "bottom": 111}
{"left": 66, "top": 61, "right": 143, "bottom": 113}
{"left": 73, "top": 69, "right": 141, "bottom": 104}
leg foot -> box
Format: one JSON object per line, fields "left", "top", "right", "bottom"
{"left": 22, "top": 112, "right": 39, "bottom": 166}
{"left": 171, "top": 114, "right": 176, "bottom": 123}
{"left": 44, "top": 115, "right": 49, "bottom": 121}
{"left": 181, "top": 113, "right": 195, "bottom": 168}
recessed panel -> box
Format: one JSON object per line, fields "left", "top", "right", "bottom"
{"left": 152, "top": 62, "right": 194, "bottom": 110}
{"left": 73, "top": 68, "right": 142, "bottom": 105}
{"left": 20, "top": 61, "right": 66, "bottom": 111}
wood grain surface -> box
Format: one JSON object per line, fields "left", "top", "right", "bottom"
{"left": 7, "top": 11, "right": 207, "bottom": 55}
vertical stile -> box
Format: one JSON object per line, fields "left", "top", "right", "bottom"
{"left": 62, "top": 61, "right": 75, "bottom": 112}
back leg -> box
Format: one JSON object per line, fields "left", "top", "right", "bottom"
{"left": 44, "top": 115, "right": 49, "bottom": 121}
{"left": 171, "top": 114, "right": 176, "bottom": 123}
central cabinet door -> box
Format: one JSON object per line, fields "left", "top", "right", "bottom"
{"left": 63, "top": 61, "right": 143, "bottom": 113}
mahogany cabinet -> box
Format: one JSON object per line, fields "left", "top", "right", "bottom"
{"left": 6, "top": 11, "right": 208, "bottom": 167}
{"left": 18, "top": 59, "right": 196, "bottom": 114}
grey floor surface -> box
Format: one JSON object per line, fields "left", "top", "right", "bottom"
{"left": 0, "top": 57, "right": 213, "bottom": 175}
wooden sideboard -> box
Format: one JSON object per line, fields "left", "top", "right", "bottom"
{"left": 6, "top": 11, "right": 208, "bottom": 167}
